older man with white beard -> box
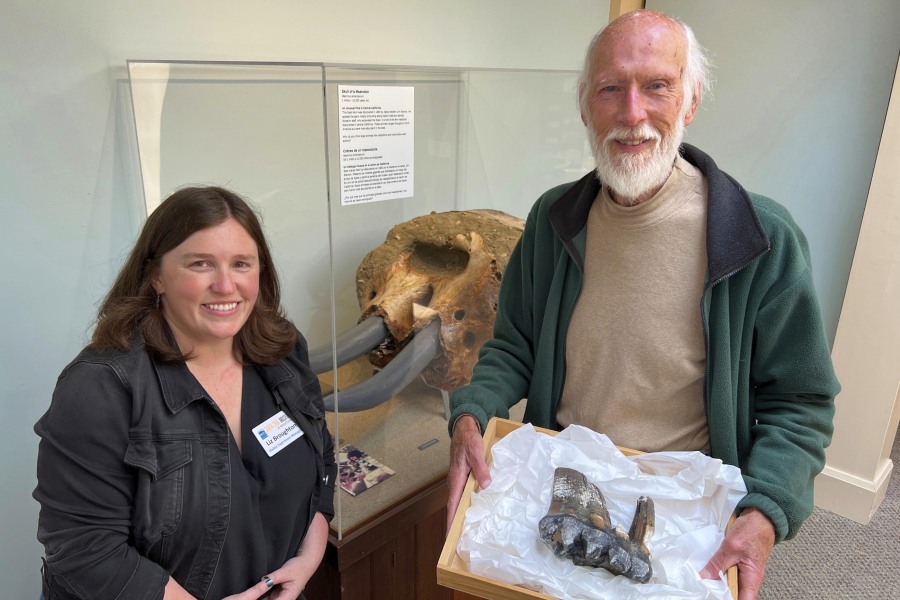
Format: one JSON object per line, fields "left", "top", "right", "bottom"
{"left": 446, "top": 9, "right": 839, "bottom": 599}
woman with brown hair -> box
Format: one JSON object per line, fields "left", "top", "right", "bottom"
{"left": 34, "top": 186, "right": 335, "bottom": 600}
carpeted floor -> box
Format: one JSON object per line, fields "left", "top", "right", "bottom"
{"left": 759, "top": 425, "right": 900, "bottom": 599}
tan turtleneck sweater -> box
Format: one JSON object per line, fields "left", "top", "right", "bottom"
{"left": 556, "top": 156, "right": 710, "bottom": 453}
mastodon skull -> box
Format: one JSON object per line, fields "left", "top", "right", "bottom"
{"left": 355, "top": 209, "right": 524, "bottom": 391}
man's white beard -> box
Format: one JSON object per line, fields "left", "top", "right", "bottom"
{"left": 589, "top": 118, "right": 685, "bottom": 205}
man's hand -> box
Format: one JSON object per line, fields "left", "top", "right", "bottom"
{"left": 700, "top": 507, "right": 776, "bottom": 600}
{"left": 446, "top": 414, "right": 492, "bottom": 532}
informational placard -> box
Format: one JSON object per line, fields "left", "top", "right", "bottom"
{"left": 338, "top": 85, "right": 414, "bottom": 205}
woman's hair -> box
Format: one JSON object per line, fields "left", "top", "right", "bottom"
{"left": 91, "top": 186, "right": 296, "bottom": 363}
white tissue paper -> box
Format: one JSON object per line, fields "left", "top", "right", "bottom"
{"left": 457, "top": 424, "right": 746, "bottom": 600}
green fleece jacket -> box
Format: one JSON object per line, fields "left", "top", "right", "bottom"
{"left": 450, "top": 144, "right": 840, "bottom": 542}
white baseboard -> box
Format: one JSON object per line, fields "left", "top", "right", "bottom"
{"left": 814, "top": 459, "right": 894, "bottom": 524}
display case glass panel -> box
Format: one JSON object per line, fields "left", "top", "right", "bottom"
{"left": 128, "top": 60, "right": 592, "bottom": 539}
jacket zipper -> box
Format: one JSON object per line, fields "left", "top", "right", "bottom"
{"left": 554, "top": 236, "right": 586, "bottom": 425}
{"left": 700, "top": 247, "right": 771, "bottom": 437}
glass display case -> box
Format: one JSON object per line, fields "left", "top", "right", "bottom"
{"left": 127, "top": 60, "right": 592, "bottom": 542}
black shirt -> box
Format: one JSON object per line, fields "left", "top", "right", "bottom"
{"left": 207, "top": 366, "right": 317, "bottom": 598}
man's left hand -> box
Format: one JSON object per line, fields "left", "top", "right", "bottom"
{"left": 700, "top": 507, "right": 776, "bottom": 600}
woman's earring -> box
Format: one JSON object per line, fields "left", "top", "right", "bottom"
{"left": 155, "top": 293, "right": 161, "bottom": 310}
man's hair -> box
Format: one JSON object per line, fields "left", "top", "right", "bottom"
{"left": 91, "top": 186, "right": 296, "bottom": 364}
{"left": 577, "top": 11, "right": 712, "bottom": 123}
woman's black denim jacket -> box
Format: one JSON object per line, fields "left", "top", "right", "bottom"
{"left": 34, "top": 331, "right": 336, "bottom": 600}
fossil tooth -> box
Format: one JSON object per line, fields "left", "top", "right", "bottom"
{"left": 538, "top": 467, "right": 654, "bottom": 583}
{"left": 623, "top": 496, "right": 654, "bottom": 582}
{"left": 538, "top": 467, "right": 611, "bottom": 559}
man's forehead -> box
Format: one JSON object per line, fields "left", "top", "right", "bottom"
{"left": 593, "top": 14, "right": 687, "bottom": 71}
{"left": 604, "top": 10, "right": 684, "bottom": 40}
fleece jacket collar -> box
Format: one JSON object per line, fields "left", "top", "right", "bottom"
{"left": 547, "top": 144, "right": 770, "bottom": 284}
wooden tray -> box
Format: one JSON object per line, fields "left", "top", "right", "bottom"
{"left": 437, "top": 417, "right": 738, "bottom": 599}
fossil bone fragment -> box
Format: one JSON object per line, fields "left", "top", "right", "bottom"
{"left": 356, "top": 210, "right": 524, "bottom": 390}
{"left": 310, "top": 209, "right": 524, "bottom": 412}
{"left": 538, "top": 467, "right": 654, "bottom": 583}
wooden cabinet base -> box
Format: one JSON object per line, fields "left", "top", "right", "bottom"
{"left": 306, "top": 475, "right": 471, "bottom": 600}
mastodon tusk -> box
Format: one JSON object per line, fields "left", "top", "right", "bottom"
{"left": 308, "top": 315, "right": 389, "bottom": 374}
{"left": 323, "top": 319, "right": 441, "bottom": 412}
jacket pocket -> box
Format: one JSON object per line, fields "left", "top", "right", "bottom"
{"left": 125, "top": 439, "right": 192, "bottom": 546}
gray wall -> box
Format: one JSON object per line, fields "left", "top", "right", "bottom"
{"left": 0, "top": 2, "right": 607, "bottom": 597}
{"left": 649, "top": 0, "right": 900, "bottom": 343}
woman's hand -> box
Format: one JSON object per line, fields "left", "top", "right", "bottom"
{"left": 220, "top": 576, "right": 280, "bottom": 600}
{"left": 163, "top": 577, "right": 197, "bottom": 599}
{"left": 223, "top": 511, "right": 330, "bottom": 600}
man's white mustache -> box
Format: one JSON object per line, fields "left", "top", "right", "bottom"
{"left": 604, "top": 125, "right": 662, "bottom": 146}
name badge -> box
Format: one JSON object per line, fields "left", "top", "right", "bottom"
{"left": 252, "top": 411, "right": 304, "bottom": 457}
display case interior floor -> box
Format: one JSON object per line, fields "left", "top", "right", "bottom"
{"left": 319, "top": 356, "right": 526, "bottom": 537}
